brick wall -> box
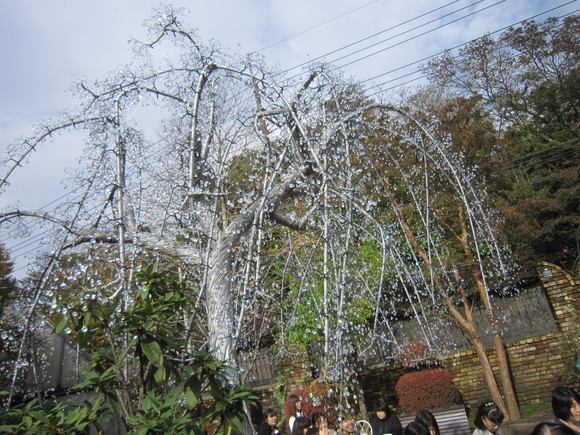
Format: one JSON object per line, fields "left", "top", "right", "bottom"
{"left": 261, "top": 263, "right": 579, "bottom": 417}
{"left": 443, "top": 263, "right": 579, "bottom": 408}
{"left": 538, "top": 262, "right": 579, "bottom": 334}
{"left": 359, "top": 364, "right": 409, "bottom": 412}
{"left": 443, "top": 333, "right": 576, "bottom": 408}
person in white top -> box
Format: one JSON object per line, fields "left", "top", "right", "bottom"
{"left": 287, "top": 394, "right": 305, "bottom": 432}
{"left": 472, "top": 402, "right": 505, "bottom": 435}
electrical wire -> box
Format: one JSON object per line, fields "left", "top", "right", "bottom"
{"left": 5, "top": 3, "right": 575, "bottom": 267}
{"left": 363, "top": 3, "right": 578, "bottom": 94}
{"left": 3, "top": 1, "right": 578, "bottom": 275}
{"left": 336, "top": 0, "right": 505, "bottom": 69}
{"left": 255, "top": 0, "right": 382, "bottom": 53}
{"left": 281, "top": 0, "right": 465, "bottom": 74}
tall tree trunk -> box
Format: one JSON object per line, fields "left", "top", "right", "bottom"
{"left": 205, "top": 179, "right": 302, "bottom": 435}
{"left": 205, "top": 177, "right": 302, "bottom": 372}
{"left": 463, "top": 214, "right": 521, "bottom": 421}
{"left": 445, "top": 299, "right": 509, "bottom": 417}
{"left": 493, "top": 334, "right": 520, "bottom": 420}
{"left": 206, "top": 222, "right": 247, "bottom": 377}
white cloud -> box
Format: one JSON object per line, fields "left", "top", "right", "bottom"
{"left": 0, "top": 0, "right": 575, "bottom": 277}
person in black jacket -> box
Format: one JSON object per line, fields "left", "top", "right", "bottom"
{"left": 371, "top": 399, "right": 403, "bottom": 435}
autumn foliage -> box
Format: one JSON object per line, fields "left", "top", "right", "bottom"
{"left": 395, "top": 369, "right": 461, "bottom": 412}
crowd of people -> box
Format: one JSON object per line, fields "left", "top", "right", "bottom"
{"left": 256, "top": 386, "right": 580, "bottom": 435}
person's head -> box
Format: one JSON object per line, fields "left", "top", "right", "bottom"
{"left": 374, "top": 399, "right": 390, "bottom": 420}
{"left": 292, "top": 416, "right": 311, "bottom": 435}
{"left": 474, "top": 401, "right": 504, "bottom": 434}
{"left": 405, "top": 421, "right": 430, "bottom": 435}
{"left": 415, "top": 410, "right": 440, "bottom": 435}
{"left": 338, "top": 412, "right": 356, "bottom": 434}
{"left": 306, "top": 428, "right": 320, "bottom": 435}
{"left": 530, "top": 422, "right": 577, "bottom": 435}
{"left": 264, "top": 408, "right": 278, "bottom": 427}
{"left": 552, "top": 387, "right": 580, "bottom": 425}
{"left": 312, "top": 412, "right": 329, "bottom": 429}
{"left": 288, "top": 394, "right": 303, "bottom": 416}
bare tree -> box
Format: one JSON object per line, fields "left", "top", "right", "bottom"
{"left": 1, "top": 8, "right": 522, "bottom": 422}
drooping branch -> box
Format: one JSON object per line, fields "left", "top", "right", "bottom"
{"left": 1, "top": 116, "right": 103, "bottom": 190}
{"left": 188, "top": 63, "right": 217, "bottom": 191}
{"left": 270, "top": 206, "right": 317, "bottom": 230}
{"left": 0, "top": 210, "right": 74, "bottom": 232}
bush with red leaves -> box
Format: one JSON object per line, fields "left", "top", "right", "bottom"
{"left": 395, "top": 369, "right": 461, "bottom": 412}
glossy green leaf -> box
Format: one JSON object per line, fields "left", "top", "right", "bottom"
{"left": 140, "top": 338, "right": 164, "bottom": 367}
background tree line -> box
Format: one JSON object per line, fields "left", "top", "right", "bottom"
{"left": 418, "top": 15, "right": 579, "bottom": 279}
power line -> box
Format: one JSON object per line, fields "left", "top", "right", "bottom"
{"left": 335, "top": 0, "right": 503, "bottom": 68}
{"left": 3, "top": 2, "right": 577, "bottom": 276}
{"left": 280, "top": 0, "right": 505, "bottom": 85}
{"left": 364, "top": 3, "right": 578, "bottom": 94}
{"left": 282, "top": 0, "right": 464, "bottom": 74}
{"left": 255, "top": 0, "right": 382, "bottom": 53}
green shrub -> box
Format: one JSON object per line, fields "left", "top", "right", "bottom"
{"left": 0, "top": 264, "right": 258, "bottom": 434}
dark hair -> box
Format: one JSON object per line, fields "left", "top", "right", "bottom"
{"left": 292, "top": 417, "right": 311, "bottom": 435}
{"left": 311, "top": 412, "right": 327, "bottom": 427}
{"left": 264, "top": 408, "right": 278, "bottom": 419}
{"left": 474, "top": 401, "right": 504, "bottom": 430}
{"left": 374, "top": 399, "right": 390, "bottom": 416}
{"left": 415, "top": 410, "right": 440, "bottom": 435}
{"left": 552, "top": 387, "right": 580, "bottom": 422}
{"left": 305, "top": 428, "right": 320, "bottom": 435}
{"left": 287, "top": 394, "right": 302, "bottom": 417}
{"left": 405, "top": 421, "right": 430, "bottom": 435}
{"left": 531, "top": 422, "right": 577, "bottom": 435}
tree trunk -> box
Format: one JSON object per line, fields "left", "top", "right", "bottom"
{"left": 460, "top": 208, "right": 521, "bottom": 421}
{"left": 492, "top": 332, "right": 521, "bottom": 420}
{"left": 446, "top": 301, "right": 509, "bottom": 417}
{"left": 205, "top": 177, "right": 303, "bottom": 372}
{"left": 205, "top": 180, "right": 301, "bottom": 435}
{"left": 472, "top": 266, "right": 521, "bottom": 420}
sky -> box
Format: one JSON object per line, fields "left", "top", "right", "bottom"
{"left": 0, "top": 0, "right": 577, "bottom": 278}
